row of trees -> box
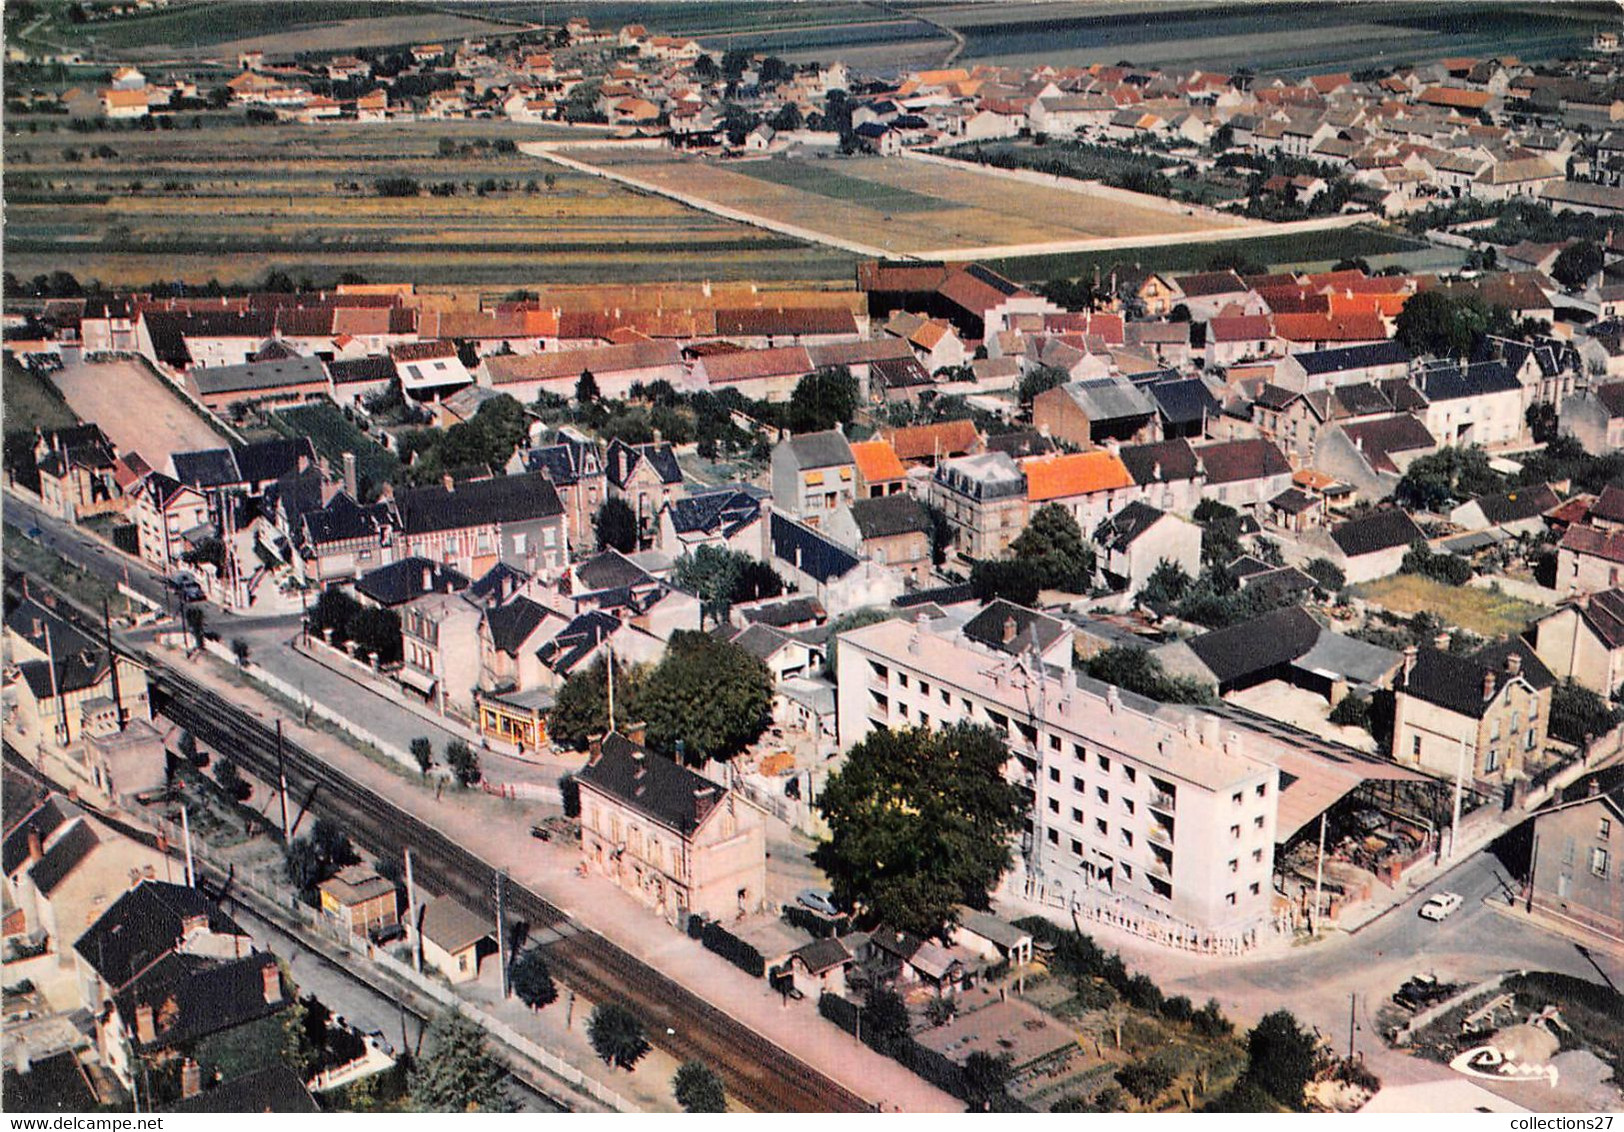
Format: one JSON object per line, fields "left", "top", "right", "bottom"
{"left": 548, "top": 631, "right": 773, "bottom": 763}
{"left": 308, "top": 588, "right": 403, "bottom": 666}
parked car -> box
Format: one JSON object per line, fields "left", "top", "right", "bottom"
{"left": 1392, "top": 973, "right": 1459, "bottom": 1012}
{"left": 796, "top": 888, "right": 838, "bottom": 916}
{"left": 1418, "top": 892, "right": 1463, "bottom": 921}
{"left": 168, "top": 572, "right": 204, "bottom": 602}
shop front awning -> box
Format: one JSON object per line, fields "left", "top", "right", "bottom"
{"left": 397, "top": 667, "right": 437, "bottom": 696}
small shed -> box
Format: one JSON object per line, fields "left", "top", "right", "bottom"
{"left": 318, "top": 865, "right": 398, "bottom": 938}
{"left": 952, "top": 908, "right": 1033, "bottom": 967}
{"left": 418, "top": 896, "right": 493, "bottom": 983}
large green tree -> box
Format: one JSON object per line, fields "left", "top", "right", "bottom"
{"left": 1393, "top": 289, "right": 1492, "bottom": 359}
{"left": 970, "top": 559, "right": 1041, "bottom": 606}
{"left": 814, "top": 723, "right": 1025, "bottom": 937}
{"left": 1009, "top": 504, "right": 1096, "bottom": 593}
{"left": 671, "top": 544, "right": 783, "bottom": 624}
{"left": 594, "top": 498, "right": 639, "bottom": 553}
{"left": 1552, "top": 241, "right": 1604, "bottom": 289}
{"left": 547, "top": 656, "right": 647, "bottom": 751}
{"left": 672, "top": 1060, "right": 726, "bottom": 1112}
{"left": 787, "top": 366, "right": 860, "bottom": 432}
{"left": 1393, "top": 444, "right": 1502, "bottom": 510}
{"left": 640, "top": 631, "right": 772, "bottom": 763}
{"left": 408, "top": 1008, "right": 516, "bottom": 1112}
{"left": 587, "top": 1002, "right": 649, "bottom": 1070}
{"left": 510, "top": 947, "right": 558, "bottom": 1011}
{"left": 1245, "top": 1010, "right": 1319, "bottom": 1110}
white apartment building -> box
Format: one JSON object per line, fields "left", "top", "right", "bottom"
{"left": 836, "top": 617, "right": 1279, "bottom": 951}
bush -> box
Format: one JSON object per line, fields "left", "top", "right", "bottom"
{"left": 1549, "top": 678, "right": 1623, "bottom": 746}
{"left": 1400, "top": 540, "right": 1472, "bottom": 586}
{"left": 1116, "top": 1057, "right": 1175, "bottom": 1105}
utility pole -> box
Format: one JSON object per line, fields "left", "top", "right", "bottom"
{"left": 1348, "top": 992, "right": 1357, "bottom": 1060}
{"left": 181, "top": 805, "right": 196, "bottom": 888}
{"left": 102, "top": 597, "right": 125, "bottom": 731}
{"left": 495, "top": 868, "right": 510, "bottom": 999}
{"left": 404, "top": 848, "right": 422, "bottom": 974}
{"left": 1311, "top": 810, "right": 1327, "bottom": 935}
{"left": 1450, "top": 735, "right": 1467, "bottom": 861}
{"left": 275, "top": 720, "right": 290, "bottom": 843}
{"left": 606, "top": 646, "right": 616, "bottom": 733}
{"left": 1526, "top": 830, "right": 1539, "bottom": 913}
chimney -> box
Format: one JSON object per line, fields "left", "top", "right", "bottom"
{"left": 693, "top": 785, "right": 719, "bottom": 823}
{"left": 588, "top": 734, "right": 604, "bottom": 763}
{"left": 1106, "top": 684, "right": 1121, "bottom": 713}
{"left": 1223, "top": 729, "right": 1242, "bottom": 757}
{"left": 261, "top": 962, "right": 282, "bottom": 1004}
{"left": 1505, "top": 652, "right": 1522, "bottom": 678}
{"left": 26, "top": 827, "right": 42, "bottom": 864}
{"left": 1482, "top": 669, "right": 1497, "bottom": 702}
{"left": 342, "top": 452, "right": 358, "bottom": 499}
{"left": 1002, "top": 616, "right": 1018, "bottom": 645}
{"left": 1402, "top": 644, "right": 1418, "bottom": 683}
{"left": 180, "top": 1058, "right": 202, "bottom": 1100}
{"left": 423, "top": 565, "right": 434, "bottom": 593}
{"left": 624, "top": 720, "right": 647, "bottom": 746}
{"left": 12, "top": 1039, "right": 28, "bottom": 1076}
{"left": 135, "top": 1003, "right": 156, "bottom": 1044}
{"left": 1201, "top": 714, "right": 1221, "bottom": 748}
{"left": 1434, "top": 631, "right": 1451, "bottom": 650}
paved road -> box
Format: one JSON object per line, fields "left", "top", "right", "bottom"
{"left": 5, "top": 491, "right": 172, "bottom": 610}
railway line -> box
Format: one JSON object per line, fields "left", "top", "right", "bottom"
{"left": 146, "top": 662, "right": 871, "bottom": 1113}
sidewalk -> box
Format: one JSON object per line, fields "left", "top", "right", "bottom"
{"left": 1482, "top": 893, "right": 1624, "bottom": 958}
{"left": 160, "top": 643, "right": 961, "bottom": 1113}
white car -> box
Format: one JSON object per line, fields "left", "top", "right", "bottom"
{"left": 1419, "top": 892, "right": 1464, "bottom": 921}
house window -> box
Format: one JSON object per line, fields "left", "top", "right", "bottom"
{"left": 1485, "top": 748, "right": 1501, "bottom": 774}
{"left": 1592, "top": 848, "right": 1610, "bottom": 878}
{"left": 1412, "top": 735, "right": 1422, "bottom": 758}
{"left": 1602, "top": 818, "right": 1614, "bottom": 840}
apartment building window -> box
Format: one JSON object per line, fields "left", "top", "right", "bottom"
{"left": 941, "top": 689, "right": 951, "bottom": 705}
{"left": 1593, "top": 848, "right": 1610, "bottom": 878}
{"left": 1252, "top": 848, "right": 1264, "bottom": 864}
{"left": 1228, "top": 858, "right": 1238, "bottom": 874}
{"left": 1526, "top": 731, "right": 1538, "bottom": 751}
{"left": 1230, "top": 824, "right": 1241, "bottom": 840}
{"left": 1120, "top": 863, "right": 1133, "bottom": 881}
{"left": 1123, "top": 766, "right": 1136, "bottom": 784}
{"left": 1071, "top": 838, "right": 1083, "bottom": 856}
{"left": 1047, "top": 829, "right": 1059, "bottom": 845}
{"left": 1096, "top": 787, "right": 1109, "bottom": 805}
{"left": 1253, "top": 816, "right": 1265, "bottom": 831}
{"left": 897, "top": 703, "right": 909, "bottom": 720}
{"left": 1073, "top": 743, "right": 1087, "bottom": 762}
{"left": 1255, "top": 782, "right": 1267, "bottom": 799}
{"left": 1071, "top": 808, "right": 1083, "bottom": 823}
{"left": 1225, "top": 892, "right": 1236, "bottom": 906}
{"left": 1121, "top": 829, "right": 1134, "bottom": 849}
{"left": 1232, "top": 791, "right": 1243, "bottom": 806}
{"left": 1249, "top": 882, "right": 1261, "bottom": 896}
{"left": 1049, "top": 734, "right": 1062, "bottom": 752}
{"left": 1097, "top": 754, "right": 1111, "bottom": 773}
{"left": 1073, "top": 776, "right": 1085, "bottom": 792}
{"left": 898, "top": 673, "right": 909, "bottom": 688}
{"left": 1049, "top": 767, "right": 1061, "bottom": 783}
{"left": 1485, "top": 748, "right": 1500, "bottom": 774}
{"left": 1412, "top": 735, "right": 1422, "bottom": 758}
{"left": 1096, "top": 818, "right": 1109, "bottom": 837}
{"left": 1048, "top": 798, "right": 1060, "bottom": 814}
{"left": 1122, "top": 799, "right": 1135, "bottom": 817}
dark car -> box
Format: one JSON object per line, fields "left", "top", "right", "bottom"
{"left": 168, "top": 573, "right": 205, "bottom": 602}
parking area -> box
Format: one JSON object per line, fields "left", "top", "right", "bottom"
{"left": 52, "top": 358, "right": 227, "bottom": 470}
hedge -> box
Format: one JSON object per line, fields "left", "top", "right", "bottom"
{"left": 701, "top": 919, "right": 765, "bottom": 978}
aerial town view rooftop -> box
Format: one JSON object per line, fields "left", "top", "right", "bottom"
{"left": 3, "top": 0, "right": 1624, "bottom": 1119}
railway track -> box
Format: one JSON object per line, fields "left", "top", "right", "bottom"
{"left": 147, "top": 663, "right": 871, "bottom": 1113}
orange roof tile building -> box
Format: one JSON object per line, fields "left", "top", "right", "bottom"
{"left": 1024, "top": 451, "right": 1135, "bottom": 503}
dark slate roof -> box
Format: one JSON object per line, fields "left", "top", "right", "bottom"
{"left": 484, "top": 596, "right": 553, "bottom": 654}
{"left": 1147, "top": 378, "right": 1220, "bottom": 426}
{"left": 1574, "top": 588, "right": 1624, "bottom": 649}
{"left": 771, "top": 512, "right": 859, "bottom": 583}
{"left": 739, "top": 596, "right": 827, "bottom": 627}
{"left": 1330, "top": 509, "right": 1424, "bottom": 557}
{"left": 3, "top": 796, "right": 80, "bottom": 877}
{"left": 791, "top": 936, "right": 852, "bottom": 974}
{"left": 575, "top": 732, "right": 726, "bottom": 835}
{"left": 536, "top": 610, "right": 620, "bottom": 674}
{"left": 1119, "top": 439, "right": 1200, "bottom": 485}
{"left": 964, "top": 599, "right": 1068, "bottom": 656}
{"left": 667, "top": 489, "right": 761, "bottom": 538}
{"left": 1187, "top": 605, "right": 1322, "bottom": 684}
{"left": 469, "top": 562, "right": 529, "bottom": 604}
{"left": 1294, "top": 339, "right": 1411, "bottom": 375}
{"left": 575, "top": 550, "right": 655, "bottom": 593}
{"left": 1414, "top": 359, "right": 1522, "bottom": 402}
{"left": 983, "top": 429, "right": 1057, "bottom": 458}
{"left": 605, "top": 437, "right": 681, "bottom": 489}
{"left": 116, "top": 951, "right": 284, "bottom": 1053}
{"left": 1334, "top": 381, "right": 1394, "bottom": 417}
{"left": 895, "top": 583, "right": 975, "bottom": 608}
{"left": 171, "top": 447, "right": 240, "bottom": 490}
{"left": 1253, "top": 383, "right": 1301, "bottom": 412}
{"left": 1473, "top": 636, "right": 1555, "bottom": 691}
{"left": 29, "top": 819, "right": 99, "bottom": 896}
{"left": 719, "top": 622, "right": 795, "bottom": 663}
{"left": 354, "top": 556, "right": 470, "bottom": 607}
{"left": 525, "top": 430, "right": 601, "bottom": 487}
{"left": 394, "top": 472, "right": 562, "bottom": 535}
{"left": 233, "top": 437, "right": 314, "bottom": 486}
{"left": 172, "top": 1066, "right": 319, "bottom": 1114}
{"left": 1095, "top": 501, "right": 1167, "bottom": 552}
{"left": 302, "top": 492, "right": 386, "bottom": 545}
{"left": 1473, "top": 483, "right": 1560, "bottom": 525}
{"left": 327, "top": 355, "right": 397, "bottom": 385}
{"left": 265, "top": 468, "right": 324, "bottom": 528}
{"left": 3, "top": 1050, "right": 99, "bottom": 1112}
{"left": 1402, "top": 646, "right": 1542, "bottom": 718}
{"left": 1194, "top": 438, "right": 1290, "bottom": 485}
{"left": 848, "top": 494, "right": 930, "bottom": 540}
{"left": 17, "top": 649, "right": 110, "bottom": 700}
{"left": 1337, "top": 413, "right": 1436, "bottom": 474}
{"left": 873, "top": 355, "right": 933, "bottom": 389}
{"left": 1239, "top": 565, "right": 1319, "bottom": 604}
{"left": 784, "top": 429, "right": 855, "bottom": 470}
{"left": 1590, "top": 483, "right": 1624, "bottom": 526}
{"left": 74, "top": 881, "right": 242, "bottom": 990}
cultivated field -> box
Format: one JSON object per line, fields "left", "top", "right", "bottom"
{"left": 562, "top": 149, "right": 1235, "bottom": 256}
{"left": 51, "top": 359, "right": 231, "bottom": 469}
{"left": 1350, "top": 574, "right": 1550, "bottom": 639}
{"left": 4, "top": 120, "right": 856, "bottom": 288}
{"left": 35, "top": 1, "right": 523, "bottom": 61}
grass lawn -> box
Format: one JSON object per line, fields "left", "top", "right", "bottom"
{"left": 733, "top": 160, "right": 952, "bottom": 214}
{"left": 2, "top": 360, "right": 80, "bottom": 436}
{"left": 1350, "top": 574, "right": 1549, "bottom": 639}
{"left": 270, "top": 400, "right": 400, "bottom": 491}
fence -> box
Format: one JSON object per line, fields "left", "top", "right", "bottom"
{"left": 1393, "top": 970, "right": 1520, "bottom": 1046}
